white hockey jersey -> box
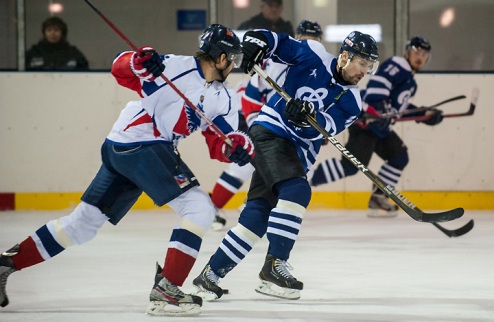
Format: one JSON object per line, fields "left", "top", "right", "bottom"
{"left": 107, "top": 53, "right": 240, "bottom": 154}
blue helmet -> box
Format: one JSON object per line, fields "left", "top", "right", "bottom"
{"left": 296, "top": 20, "right": 322, "bottom": 38}
{"left": 198, "top": 24, "right": 242, "bottom": 60}
{"left": 340, "top": 31, "right": 379, "bottom": 62}
{"left": 406, "top": 36, "right": 431, "bottom": 52}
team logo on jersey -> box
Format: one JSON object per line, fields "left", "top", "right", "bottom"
{"left": 172, "top": 102, "right": 201, "bottom": 138}
{"left": 309, "top": 69, "right": 317, "bottom": 78}
{"left": 295, "top": 86, "right": 328, "bottom": 108}
{"left": 174, "top": 174, "right": 190, "bottom": 188}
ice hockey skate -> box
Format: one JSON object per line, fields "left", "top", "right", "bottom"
{"left": 367, "top": 188, "right": 399, "bottom": 218}
{"left": 211, "top": 213, "right": 227, "bottom": 231}
{"left": 0, "top": 244, "right": 19, "bottom": 308}
{"left": 255, "top": 254, "right": 303, "bottom": 300}
{"left": 191, "top": 264, "right": 224, "bottom": 301}
{"left": 146, "top": 263, "right": 202, "bottom": 316}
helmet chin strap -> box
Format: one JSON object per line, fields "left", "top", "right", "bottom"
{"left": 337, "top": 53, "right": 351, "bottom": 74}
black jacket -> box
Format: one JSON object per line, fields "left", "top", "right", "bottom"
{"left": 238, "top": 14, "right": 294, "bottom": 37}
{"left": 26, "top": 40, "right": 89, "bottom": 71}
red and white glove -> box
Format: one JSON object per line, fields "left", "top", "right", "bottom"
{"left": 130, "top": 46, "right": 164, "bottom": 81}
{"left": 223, "top": 131, "right": 255, "bottom": 166}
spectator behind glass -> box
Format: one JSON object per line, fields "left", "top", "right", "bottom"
{"left": 237, "top": 0, "right": 294, "bottom": 36}
{"left": 26, "top": 17, "right": 89, "bottom": 71}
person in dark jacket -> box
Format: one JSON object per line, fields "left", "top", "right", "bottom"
{"left": 26, "top": 17, "right": 89, "bottom": 71}
{"left": 237, "top": 0, "right": 294, "bottom": 36}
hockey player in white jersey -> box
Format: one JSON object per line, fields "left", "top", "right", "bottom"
{"left": 0, "top": 24, "right": 254, "bottom": 317}
{"left": 210, "top": 20, "right": 323, "bottom": 231}
{"left": 192, "top": 30, "right": 379, "bottom": 300}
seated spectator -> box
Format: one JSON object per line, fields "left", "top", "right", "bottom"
{"left": 237, "top": 0, "right": 294, "bottom": 36}
{"left": 26, "top": 17, "right": 89, "bottom": 71}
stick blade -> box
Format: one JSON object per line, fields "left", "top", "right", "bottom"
{"left": 448, "top": 219, "right": 474, "bottom": 237}
{"left": 418, "top": 207, "right": 465, "bottom": 223}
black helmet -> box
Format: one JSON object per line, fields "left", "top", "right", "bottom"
{"left": 296, "top": 20, "right": 322, "bottom": 37}
{"left": 406, "top": 36, "right": 431, "bottom": 52}
{"left": 198, "top": 24, "right": 242, "bottom": 60}
{"left": 340, "top": 31, "right": 379, "bottom": 62}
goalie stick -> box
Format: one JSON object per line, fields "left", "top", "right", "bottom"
{"left": 394, "top": 87, "right": 479, "bottom": 122}
{"left": 252, "top": 64, "right": 464, "bottom": 223}
{"left": 83, "top": 0, "right": 233, "bottom": 147}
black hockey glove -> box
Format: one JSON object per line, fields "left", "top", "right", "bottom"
{"left": 241, "top": 31, "right": 269, "bottom": 75}
{"left": 284, "top": 98, "right": 316, "bottom": 127}
{"left": 419, "top": 108, "right": 443, "bottom": 126}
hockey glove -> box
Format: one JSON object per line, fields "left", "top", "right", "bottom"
{"left": 130, "top": 46, "right": 165, "bottom": 81}
{"left": 241, "top": 31, "right": 269, "bottom": 75}
{"left": 223, "top": 131, "right": 255, "bottom": 166}
{"left": 419, "top": 108, "right": 443, "bottom": 126}
{"left": 284, "top": 98, "right": 316, "bottom": 127}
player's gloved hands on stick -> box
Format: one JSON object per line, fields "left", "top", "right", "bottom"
{"left": 131, "top": 46, "right": 165, "bottom": 81}
{"left": 241, "top": 31, "right": 269, "bottom": 75}
{"left": 284, "top": 98, "right": 316, "bottom": 127}
{"left": 419, "top": 108, "right": 443, "bottom": 126}
{"left": 223, "top": 131, "right": 255, "bottom": 166}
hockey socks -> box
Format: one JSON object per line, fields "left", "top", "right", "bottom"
{"left": 211, "top": 171, "right": 244, "bottom": 208}
{"left": 162, "top": 225, "right": 203, "bottom": 286}
{"left": 310, "top": 158, "right": 345, "bottom": 186}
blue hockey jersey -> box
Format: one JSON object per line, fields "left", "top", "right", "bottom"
{"left": 252, "top": 31, "right": 363, "bottom": 172}
{"left": 362, "top": 56, "right": 419, "bottom": 137}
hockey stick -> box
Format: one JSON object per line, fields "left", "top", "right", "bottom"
{"left": 83, "top": 0, "right": 233, "bottom": 147}
{"left": 252, "top": 64, "right": 464, "bottom": 223}
{"left": 361, "top": 94, "right": 467, "bottom": 121}
{"left": 432, "top": 219, "right": 474, "bottom": 238}
{"left": 394, "top": 87, "right": 479, "bottom": 122}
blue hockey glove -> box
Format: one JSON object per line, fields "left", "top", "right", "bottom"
{"left": 131, "top": 46, "right": 165, "bottom": 81}
{"left": 284, "top": 98, "right": 316, "bottom": 127}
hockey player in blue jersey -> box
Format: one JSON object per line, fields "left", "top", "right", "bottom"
{"left": 310, "top": 36, "right": 441, "bottom": 218}
{"left": 192, "top": 30, "right": 379, "bottom": 300}
{"left": 210, "top": 20, "right": 324, "bottom": 231}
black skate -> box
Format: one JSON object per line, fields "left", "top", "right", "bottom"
{"left": 146, "top": 262, "right": 202, "bottom": 316}
{"left": 211, "top": 214, "right": 227, "bottom": 231}
{"left": 368, "top": 189, "right": 399, "bottom": 218}
{"left": 256, "top": 254, "right": 303, "bottom": 300}
{"left": 1, "top": 244, "right": 19, "bottom": 308}
{"left": 191, "top": 264, "right": 224, "bottom": 301}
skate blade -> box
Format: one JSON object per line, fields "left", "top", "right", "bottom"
{"left": 146, "top": 300, "right": 201, "bottom": 316}
{"left": 367, "top": 208, "right": 398, "bottom": 218}
{"left": 255, "top": 280, "right": 300, "bottom": 300}
{"left": 190, "top": 285, "right": 220, "bottom": 302}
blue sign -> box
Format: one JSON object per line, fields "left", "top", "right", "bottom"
{"left": 177, "top": 10, "right": 207, "bottom": 30}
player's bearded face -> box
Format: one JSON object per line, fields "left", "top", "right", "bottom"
{"left": 342, "top": 57, "right": 371, "bottom": 85}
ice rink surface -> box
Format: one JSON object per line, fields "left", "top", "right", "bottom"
{"left": 0, "top": 209, "right": 493, "bottom": 322}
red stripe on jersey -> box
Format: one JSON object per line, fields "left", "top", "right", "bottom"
{"left": 124, "top": 113, "right": 161, "bottom": 137}
{"left": 111, "top": 52, "right": 143, "bottom": 96}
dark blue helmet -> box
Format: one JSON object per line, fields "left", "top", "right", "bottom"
{"left": 199, "top": 24, "right": 242, "bottom": 60}
{"left": 296, "top": 20, "right": 322, "bottom": 38}
{"left": 340, "top": 31, "right": 379, "bottom": 62}
{"left": 406, "top": 36, "right": 431, "bottom": 52}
